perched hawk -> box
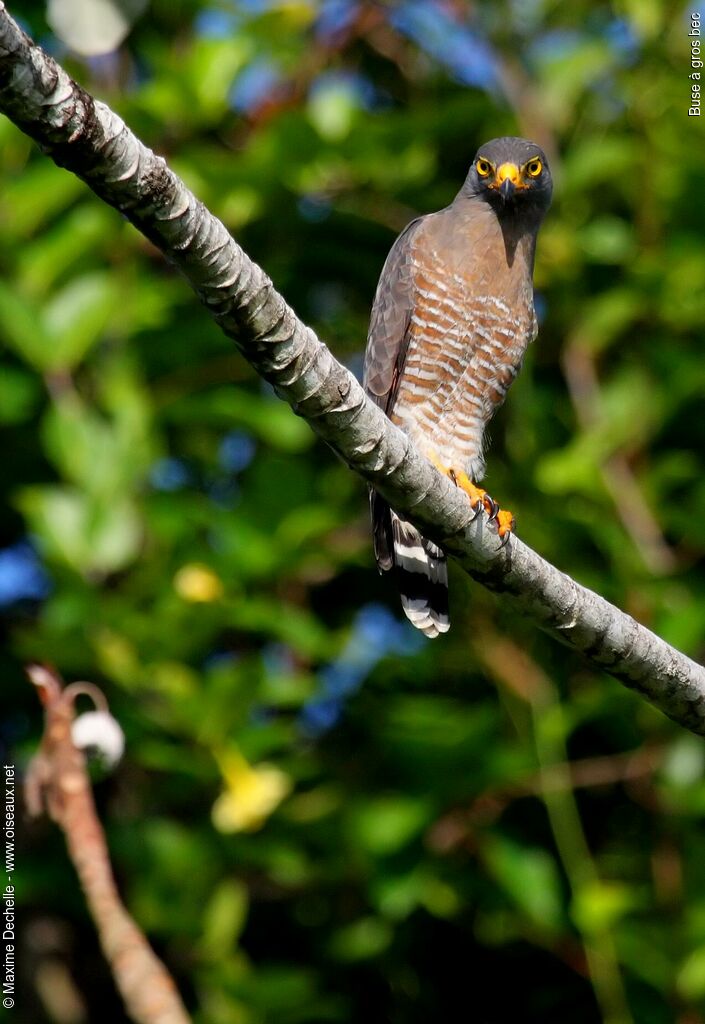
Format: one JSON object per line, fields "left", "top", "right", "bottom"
{"left": 364, "top": 137, "right": 553, "bottom": 637}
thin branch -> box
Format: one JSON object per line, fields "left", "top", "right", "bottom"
{"left": 1, "top": 5, "right": 704, "bottom": 733}
{"left": 429, "top": 744, "right": 661, "bottom": 845}
{"left": 24, "top": 665, "right": 192, "bottom": 1024}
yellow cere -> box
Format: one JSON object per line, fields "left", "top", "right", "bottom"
{"left": 496, "top": 162, "right": 520, "bottom": 184}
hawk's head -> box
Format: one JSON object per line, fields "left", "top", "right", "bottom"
{"left": 465, "top": 137, "right": 553, "bottom": 218}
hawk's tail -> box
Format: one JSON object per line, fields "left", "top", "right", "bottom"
{"left": 370, "top": 490, "right": 450, "bottom": 638}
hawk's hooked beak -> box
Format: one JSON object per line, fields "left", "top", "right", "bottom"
{"left": 494, "top": 162, "right": 523, "bottom": 199}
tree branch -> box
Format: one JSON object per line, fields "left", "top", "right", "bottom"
{"left": 1, "top": 4, "right": 704, "bottom": 733}
{"left": 24, "top": 665, "right": 191, "bottom": 1024}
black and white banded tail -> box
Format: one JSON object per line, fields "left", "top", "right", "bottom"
{"left": 370, "top": 490, "right": 449, "bottom": 638}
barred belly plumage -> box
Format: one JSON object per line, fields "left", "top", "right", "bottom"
{"left": 392, "top": 256, "right": 534, "bottom": 481}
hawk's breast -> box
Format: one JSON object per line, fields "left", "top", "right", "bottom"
{"left": 391, "top": 211, "right": 536, "bottom": 476}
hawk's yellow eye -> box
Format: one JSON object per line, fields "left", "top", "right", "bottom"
{"left": 476, "top": 159, "right": 492, "bottom": 177}
{"left": 527, "top": 158, "right": 542, "bottom": 177}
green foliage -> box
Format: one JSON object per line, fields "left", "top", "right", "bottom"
{"left": 3, "top": 1, "right": 705, "bottom": 1022}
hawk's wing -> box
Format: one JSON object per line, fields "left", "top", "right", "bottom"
{"left": 363, "top": 217, "right": 421, "bottom": 575}
{"left": 362, "top": 215, "right": 448, "bottom": 635}
{"left": 363, "top": 217, "right": 423, "bottom": 415}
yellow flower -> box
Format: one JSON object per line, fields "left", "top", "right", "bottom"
{"left": 173, "top": 564, "right": 223, "bottom": 603}
{"left": 212, "top": 749, "right": 292, "bottom": 833}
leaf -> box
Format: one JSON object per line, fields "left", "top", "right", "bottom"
{"left": 43, "top": 272, "right": 121, "bottom": 369}
{"left": 190, "top": 37, "right": 253, "bottom": 119}
{"left": 0, "top": 272, "right": 120, "bottom": 371}
{"left": 18, "top": 486, "right": 142, "bottom": 574}
{"left": 0, "top": 280, "right": 52, "bottom": 368}
{"left": 200, "top": 879, "right": 249, "bottom": 959}
{"left": 572, "top": 880, "right": 639, "bottom": 934}
{"left": 561, "top": 137, "right": 638, "bottom": 193}
{"left": 373, "top": 869, "right": 459, "bottom": 921}
{"left": 677, "top": 947, "right": 705, "bottom": 1001}
{"left": 18, "top": 204, "right": 116, "bottom": 291}
{"left": 228, "top": 597, "right": 333, "bottom": 658}
{"left": 570, "top": 288, "right": 642, "bottom": 354}
{"left": 41, "top": 376, "right": 153, "bottom": 496}
{"left": 275, "top": 504, "right": 344, "bottom": 548}
{"left": 0, "top": 365, "right": 41, "bottom": 423}
{"left": 347, "top": 796, "right": 430, "bottom": 856}
{"left": 329, "top": 917, "right": 392, "bottom": 961}
{"left": 661, "top": 735, "right": 705, "bottom": 788}
{"left": 308, "top": 78, "right": 359, "bottom": 141}
{"left": 483, "top": 835, "right": 564, "bottom": 931}
{"left": 42, "top": 395, "right": 119, "bottom": 493}
{"left": 165, "top": 387, "right": 314, "bottom": 452}
{"left": 578, "top": 216, "right": 635, "bottom": 264}
{"left": 0, "top": 162, "right": 84, "bottom": 237}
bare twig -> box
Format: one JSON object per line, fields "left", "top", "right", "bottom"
{"left": 1, "top": 5, "right": 704, "bottom": 733}
{"left": 24, "top": 664, "right": 191, "bottom": 1024}
{"left": 430, "top": 745, "right": 663, "bottom": 845}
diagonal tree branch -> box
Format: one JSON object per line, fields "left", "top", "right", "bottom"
{"left": 1, "top": 4, "right": 704, "bottom": 734}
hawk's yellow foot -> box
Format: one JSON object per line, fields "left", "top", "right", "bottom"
{"left": 431, "top": 459, "right": 515, "bottom": 542}
{"left": 446, "top": 468, "right": 488, "bottom": 511}
{"left": 495, "top": 508, "right": 515, "bottom": 542}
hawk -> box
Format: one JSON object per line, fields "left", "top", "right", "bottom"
{"left": 364, "top": 137, "right": 553, "bottom": 637}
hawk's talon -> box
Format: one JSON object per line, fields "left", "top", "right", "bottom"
{"left": 496, "top": 508, "right": 515, "bottom": 542}
{"left": 430, "top": 454, "right": 514, "bottom": 538}
{"left": 484, "top": 496, "right": 500, "bottom": 521}
{"left": 470, "top": 500, "right": 484, "bottom": 521}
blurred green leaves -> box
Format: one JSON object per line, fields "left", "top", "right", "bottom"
{"left": 200, "top": 878, "right": 250, "bottom": 961}
{"left": 346, "top": 795, "right": 430, "bottom": 857}
{"left": 0, "top": 365, "right": 41, "bottom": 424}
{"left": 483, "top": 835, "right": 564, "bottom": 932}
{"left": 165, "top": 386, "right": 314, "bottom": 453}
{"left": 19, "top": 485, "right": 142, "bottom": 574}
